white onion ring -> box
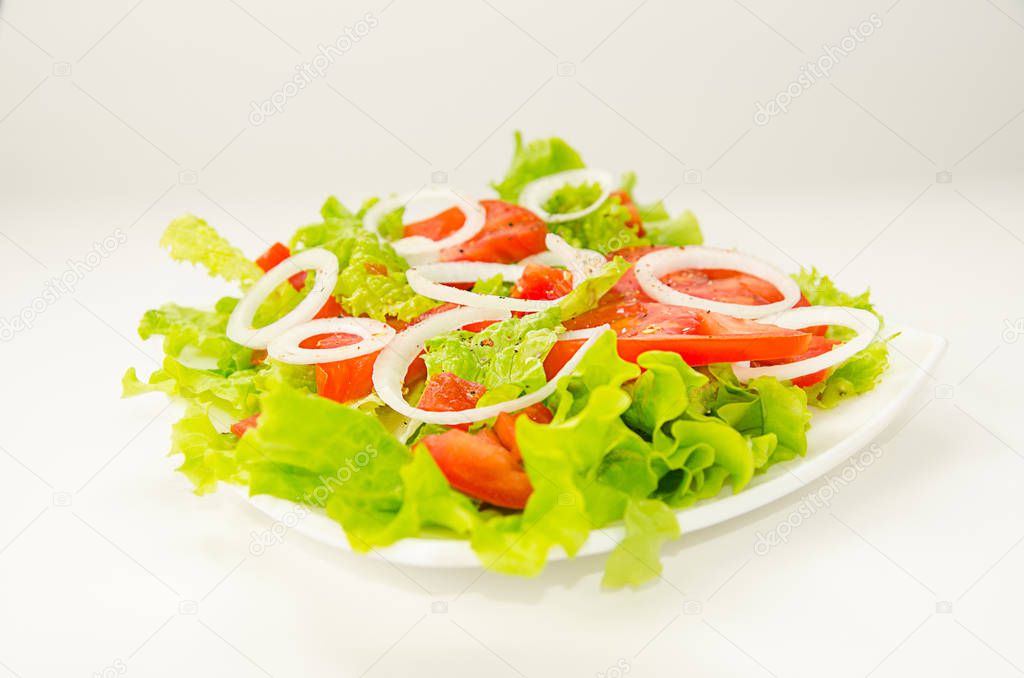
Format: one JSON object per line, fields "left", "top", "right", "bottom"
{"left": 518, "top": 250, "right": 563, "bottom": 267}
{"left": 634, "top": 246, "right": 801, "bottom": 319}
{"left": 372, "top": 306, "right": 608, "bottom": 425}
{"left": 545, "top": 234, "right": 605, "bottom": 287}
{"left": 732, "top": 306, "right": 880, "bottom": 382}
{"left": 362, "top": 188, "right": 486, "bottom": 265}
{"left": 226, "top": 247, "right": 339, "bottom": 349}
{"left": 406, "top": 262, "right": 561, "bottom": 312}
{"left": 266, "top": 317, "right": 396, "bottom": 365}
{"left": 519, "top": 168, "right": 614, "bottom": 224}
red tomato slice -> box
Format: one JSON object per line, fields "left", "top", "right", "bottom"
{"left": 311, "top": 332, "right": 426, "bottom": 404}
{"left": 420, "top": 429, "right": 532, "bottom": 509}
{"left": 230, "top": 413, "right": 260, "bottom": 438}
{"left": 512, "top": 264, "right": 573, "bottom": 301}
{"left": 403, "top": 207, "right": 466, "bottom": 240}
{"left": 255, "top": 242, "right": 307, "bottom": 291}
{"left": 606, "top": 245, "right": 787, "bottom": 308}
{"left": 440, "top": 200, "right": 547, "bottom": 263}
{"left": 493, "top": 404, "right": 553, "bottom": 464}
{"left": 418, "top": 372, "right": 486, "bottom": 414}
{"left": 544, "top": 301, "right": 812, "bottom": 375}
{"left": 752, "top": 335, "right": 839, "bottom": 387}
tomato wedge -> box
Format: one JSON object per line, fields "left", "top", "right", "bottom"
{"left": 544, "top": 301, "right": 812, "bottom": 375}
{"left": 418, "top": 372, "right": 486, "bottom": 413}
{"left": 312, "top": 332, "right": 426, "bottom": 404}
{"left": 255, "top": 241, "right": 344, "bottom": 318}
{"left": 752, "top": 335, "right": 839, "bottom": 387}
{"left": 493, "top": 403, "right": 553, "bottom": 463}
{"left": 403, "top": 206, "right": 465, "bottom": 240}
{"left": 512, "top": 264, "right": 572, "bottom": 301}
{"left": 420, "top": 429, "right": 532, "bottom": 509}
{"left": 230, "top": 413, "right": 260, "bottom": 438}
{"left": 440, "top": 200, "right": 547, "bottom": 263}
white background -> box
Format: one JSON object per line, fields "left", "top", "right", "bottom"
{"left": 2, "top": 0, "right": 1023, "bottom": 676}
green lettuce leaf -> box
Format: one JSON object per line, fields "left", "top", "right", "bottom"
{"left": 138, "top": 298, "right": 252, "bottom": 373}
{"left": 122, "top": 357, "right": 260, "bottom": 420}
{"left": 290, "top": 197, "right": 440, "bottom": 322}
{"left": 644, "top": 209, "right": 703, "bottom": 247}
{"left": 160, "top": 215, "right": 262, "bottom": 286}
{"left": 793, "top": 268, "right": 890, "bottom": 407}
{"left": 491, "top": 132, "right": 585, "bottom": 202}
{"left": 548, "top": 192, "right": 647, "bottom": 254}
{"left": 557, "top": 256, "right": 631, "bottom": 320}
{"left": 170, "top": 407, "right": 242, "bottom": 494}
{"left": 422, "top": 307, "right": 562, "bottom": 393}
{"left": 602, "top": 499, "right": 680, "bottom": 589}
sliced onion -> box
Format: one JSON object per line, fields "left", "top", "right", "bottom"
{"left": 226, "top": 247, "right": 339, "bottom": 349}
{"left": 634, "top": 246, "right": 801, "bottom": 319}
{"left": 362, "top": 188, "right": 486, "bottom": 265}
{"left": 518, "top": 250, "right": 563, "bottom": 267}
{"left": 732, "top": 306, "right": 880, "bottom": 382}
{"left": 266, "top": 317, "right": 395, "bottom": 365}
{"left": 545, "top": 233, "right": 605, "bottom": 287}
{"left": 519, "top": 168, "right": 614, "bottom": 224}
{"left": 372, "top": 306, "right": 608, "bottom": 425}
{"left": 406, "top": 262, "right": 560, "bottom": 312}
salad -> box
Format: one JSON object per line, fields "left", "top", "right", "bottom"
{"left": 124, "top": 133, "right": 890, "bottom": 588}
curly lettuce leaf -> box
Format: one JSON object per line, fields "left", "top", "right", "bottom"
{"left": 170, "top": 407, "right": 242, "bottom": 495}
{"left": 793, "top": 268, "right": 890, "bottom": 407}
{"left": 422, "top": 307, "right": 562, "bottom": 393}
{"left": 543, "top": 181, "right": 603, "bottom": 215}
{"left": 644, "top": 209, "right": 703, "bottom": 247}
{"left": 122, "top": 357, "right": 261, "bottom": 420}
{"left": 491, "top": 132, "right": 585, "bottom": 202}
{"left": 138, "top": 298, "right": 252, "bottom": 373}
{"left": 290, "top": 197, "right": 440, "bottom": 322}
{"left": 548, "top": 191, "right": 647, "bottom": 254}
{"left": 557, "top": 256, "right": 631, "bottom": 321}
{"left": 160, "top": 216, "right": 262, "bottom": 286}
{"left": 602, "top": 499, "right": 680, "bottom": 589}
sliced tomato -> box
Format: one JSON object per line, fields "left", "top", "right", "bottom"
{"left": 752, "top": 335, "right": 839, "bottom": 387}
{"left": 311, "top": 332, "right": 426, "bottom": 404}
{"left": 418, "top": 372, "right": 486, "bottom": 413}
{"left": 512, "top": 264, "right": 573, "bottom": 301}
{"left": 420, "top": 429, "right": 532, "bottom": 509}
{"left": 544, "top": 301, "right": 812, "bottom": 375}
{"left": 403, "top": 206, "right": 466, "bottom": 240}
{"left": 493, "top": 403, "right": 553, "bottom": 463}
{"left": 255, "top": 242, "right": 307, "bottom": 291}
{"left": 440, "top": 200, "right": 547, "bottom": 263}
{"left": 230, "top": 414, "right": 260, "bottom": 438}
